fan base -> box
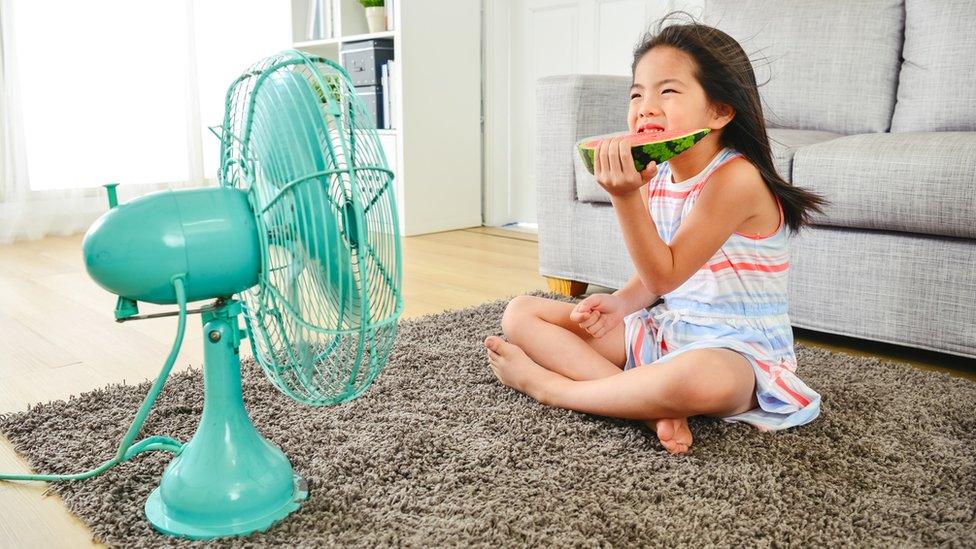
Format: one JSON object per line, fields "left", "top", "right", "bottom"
{"left": 143, "top": 301, "right": 310, "bottom": 540}
{"left": 145, "top": 472, "right": 308, "bottom": 540}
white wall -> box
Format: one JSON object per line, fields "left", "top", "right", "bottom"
{"left": 483, "top": 0, "right": 705, "bottom": 227}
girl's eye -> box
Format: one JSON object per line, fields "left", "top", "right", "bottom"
{"left": 630, "top": 94, "right": 640, "bottom": 100}
{"left": 662, "top": 89, "right": 676, "bottom": 94}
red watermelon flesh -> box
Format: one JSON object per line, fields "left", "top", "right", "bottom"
{"left": 577, "top": 128, "right": 710, "bottom": 175}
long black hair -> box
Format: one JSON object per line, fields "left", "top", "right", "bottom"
{"left": 633, "top": 12, "right": 827, "bottom": 233}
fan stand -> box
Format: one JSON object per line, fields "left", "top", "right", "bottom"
{"left": 144, "top": 300, "right": 308, "bottom": 540}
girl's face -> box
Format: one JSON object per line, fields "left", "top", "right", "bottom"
{"left": 627, "top": 46, "right": 733, "bottom": 135}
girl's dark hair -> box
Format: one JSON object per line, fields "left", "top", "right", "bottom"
{"left": 633, "top": 12, "right": 827, "bottom": 233}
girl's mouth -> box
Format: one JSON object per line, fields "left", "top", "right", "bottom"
{"left": 638, "top": 124, "right": 665, "bottom": 133}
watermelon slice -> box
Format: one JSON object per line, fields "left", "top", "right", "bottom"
{"left": 577, "top": 128, "right": 711, "bottom": 175}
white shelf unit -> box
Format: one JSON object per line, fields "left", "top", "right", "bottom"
{"left": 290, "top": 0, "right": 482, "bottom": 237}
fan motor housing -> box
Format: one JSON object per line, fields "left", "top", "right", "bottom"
{"left": 83, "top": 187, "right": 261, "bottom": 304}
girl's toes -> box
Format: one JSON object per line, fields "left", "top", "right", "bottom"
{"left": 656, "top": 418, "right": 676, "bottom": 443}
{"left": 484, "top": 335, "right": 503, "bottom": 352}
{"left": 661, "top": 438, "right": 686, "bottom": 455}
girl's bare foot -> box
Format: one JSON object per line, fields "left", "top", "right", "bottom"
{"left": 645, "top": 418, "right": 693, "bottom": 454}
{"left": 484, "top": 335, "right": 563, "bottom": 402}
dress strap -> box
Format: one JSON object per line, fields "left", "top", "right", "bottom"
{"left": 690, "top": 149, "right": 743, "bottom": 192}
{"left": 680, "top": 152, "right": 741, "bottom": 207}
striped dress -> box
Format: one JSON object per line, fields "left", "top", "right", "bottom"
{"left": 622, "top": 146, "right": 821, "bottom": 431}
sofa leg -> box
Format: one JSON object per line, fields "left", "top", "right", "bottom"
{"left": 546, "top": 277, "right": 588, "bottom": 297}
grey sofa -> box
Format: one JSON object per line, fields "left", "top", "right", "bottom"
{"left": 535, "top": 0, "right": 976, "bottom": 359}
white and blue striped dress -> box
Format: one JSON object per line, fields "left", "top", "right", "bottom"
{"left": 622, "top": 147, "right": 822, "bottom": 431}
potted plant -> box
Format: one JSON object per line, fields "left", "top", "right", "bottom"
{"left": 358, "top": 0, "right": 386, "bottom": 33}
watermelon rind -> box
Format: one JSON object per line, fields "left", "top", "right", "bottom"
{"left": 576, "top": 128, "right": 711, "bottom": 175}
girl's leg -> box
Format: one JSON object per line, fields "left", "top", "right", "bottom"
{"left": 511, "top": 346, "right": 756, "bottom": 418}
{"left": 487, "top": 295, "right": 724, "bottom": 454}
{"left": 540, "top": 348, "right": 757, "bottom": 419}
{"left": 487, "top": 340, "right": 757, "bottom": 453}
{"left": 488, "top": 295, "right": 686, "bottom": 450}
{"left": 496, "top": 295, "right": 626, "bottom": 381}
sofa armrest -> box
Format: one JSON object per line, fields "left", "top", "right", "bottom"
{"left": 535, "top": 74, "right": 632, "bottom": 282}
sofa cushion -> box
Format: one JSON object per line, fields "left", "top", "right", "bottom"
{"left": 703, "top": 0, "right": 903, "bottom": 135}
{"left": 789, "top": 226, "right": 976, "bottom": 359}
{"left": 767, "top": 129, "right": 843, "bottom": 183}
{"left": 890, "top": 0, "right": 976, "bottom": 132}
{"left": 574, "top": 128, "right": 842, "bottom": 204}
{"left": 792, "top": 132, "right": 976, "bottom": 239}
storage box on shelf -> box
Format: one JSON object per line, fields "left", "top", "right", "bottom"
{"left": 341, "top": 38, "right": 394, "bottom": 130}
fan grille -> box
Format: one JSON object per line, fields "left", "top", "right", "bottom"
{"left": 218, "top": 51, "right": 402, "bottom": 405}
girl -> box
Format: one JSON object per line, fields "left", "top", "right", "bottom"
{"left": 484, "top": 17, "right": 828, "bottom": 454}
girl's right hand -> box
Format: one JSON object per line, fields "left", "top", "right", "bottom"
{"left": 569, "top": 293, "right": 625, "bottom": 339}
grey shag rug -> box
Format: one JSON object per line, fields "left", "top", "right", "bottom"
{"left": 1, "top": 291, "right": 974, "bottom": 548}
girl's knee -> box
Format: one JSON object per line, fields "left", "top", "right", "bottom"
{"left": 502, "top": 296, "right": 560, "bottom": 341}
{"left": 658, "top": 352, "right": 753, "bottom": 415}
{"left": 501, "top": 295, "right": 537, "bottom": 338}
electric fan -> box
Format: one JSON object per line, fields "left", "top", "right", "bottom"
{"left": 0, "top": 50, "right": 403, "bottom": 539}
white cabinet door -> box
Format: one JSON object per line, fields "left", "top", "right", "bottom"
{"left": 377, "top": 133, "right": 402, "bottom": 234}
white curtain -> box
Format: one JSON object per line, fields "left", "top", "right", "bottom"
{"left": 0, "top": 0, "right": 291, "bottom": 244}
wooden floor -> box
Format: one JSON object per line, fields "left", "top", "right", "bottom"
{"left": 0, "top": 227, "right": 972, "bottom": 547}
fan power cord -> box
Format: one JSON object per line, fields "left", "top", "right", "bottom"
{"left": 0, "top": 276, "right": 190, "bottom": 482}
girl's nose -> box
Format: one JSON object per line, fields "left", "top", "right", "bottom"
{"left": 638, "top": 104, "right": 660, "bottom": 118}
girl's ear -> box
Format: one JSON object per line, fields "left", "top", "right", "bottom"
{"left": 709, "top": 102, "right": 735, "bottom": 129}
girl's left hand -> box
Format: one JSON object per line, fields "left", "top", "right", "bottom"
{"left": 594, "top": 136, "right": 657, "bottom": 197}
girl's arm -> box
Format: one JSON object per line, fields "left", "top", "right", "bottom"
{"left": 611, "top": 272, "right": 659, "bottom": 315}
{"left": 611, "top": 157, "right": 762, "bottom": 296}
{"left": 594, "top": 138, "right": 763, "bottom": 296}
{"left": 611, "top": 180, "right": 659, "bottom": 313}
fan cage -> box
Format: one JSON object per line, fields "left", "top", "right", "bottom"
{"left": 217, "top": 50, "right": 403, "bottom": 406}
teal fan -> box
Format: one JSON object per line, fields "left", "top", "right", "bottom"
{"left": 0, "top": 50, "right": 403, "bottom": 539}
